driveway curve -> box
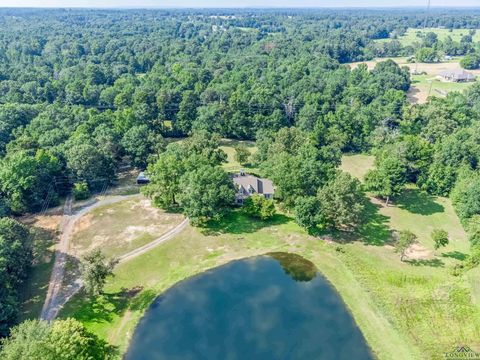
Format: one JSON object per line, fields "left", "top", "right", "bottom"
{"left": 40, "top": 194, "right": 187, "bottom": 321}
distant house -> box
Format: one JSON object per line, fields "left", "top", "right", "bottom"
{"left": 438, "top": 69, "right": 476, "bottom": 82}
{"left": 232, "top": 171, "right": 274, "bottom": 205}
{"left": 136, "top": 172, "right": 150, "bottom": 185}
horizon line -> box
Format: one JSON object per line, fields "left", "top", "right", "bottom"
{"left": 2, "top": 6, "right": 480, "bottom": 9}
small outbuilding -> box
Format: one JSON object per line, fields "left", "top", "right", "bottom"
{"left": 136, "top": 171, "right": 150, "bottom": 185}
{"left": 438, "top": 69, "right": 477, "bottom": 82}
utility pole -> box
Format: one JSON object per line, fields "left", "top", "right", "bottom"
{"left": 423, "top": 0, "right": 431, "bottom": 29}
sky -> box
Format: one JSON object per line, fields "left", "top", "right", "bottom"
{"left": 1, "top": 0, "right": 480, "bottom": 8}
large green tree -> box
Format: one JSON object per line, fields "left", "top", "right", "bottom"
{"left": 0, "top": 319, "right": 113, "bottom": 360}
{"left": 317, "top": 172, "right": 365, "bottom": 230}
{"left": 81, "top": 249, "right": 117, "bottom": 297}
{"left": 65, "top": 143, "right": 116, "bottom": 189}
{"left": 365, "top": 155, "right": 407, "bottom": 206}
{"left": 177, "top": 164, "right": 235, "bottom": 225}
{"left": 0, "top": 218, "right": 32, "bottom": 336}
{"left": 121, "top": 125, "right": 163, "bottom": 169}
{"left": 0, "top": 150, "right": 60, "bottom": 213}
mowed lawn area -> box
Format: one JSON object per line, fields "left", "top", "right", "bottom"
{"left": 219, "top": 138, "right": 258, "bottom": 174}
{"left": 59, "top": 154, "right": 479, "bottom": 359}
{"left": 347, "top": 55, "right": 480, "bottom": 104}
{"left": 408, "top": 74, "right": 479, "bottom": 103}
{"left": 375, "top": 28, "right": 480, "bottom": 46}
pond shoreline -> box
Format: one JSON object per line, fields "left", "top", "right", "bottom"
{"left": 124, "top": 253, "right": 374, "bottom": 360}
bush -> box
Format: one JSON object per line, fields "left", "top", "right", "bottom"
{"left": 73, "top": 181, "right": 90, "bottom": 201}
{"left": 0, "top": 318, "right": 114, "bottom": 360}
{"left": 465, "top": 245, "right": 480, "bottom": 270}
{"left": 243, "top": 194, "right": 276, "bottom": 220}
{"left": 431, "top": 229, "right": 449, "bottom": 250}
{"left": 415, "top": 47, "right": 440, "bottom": 63}
{"left": 460, "top": 54, "right": 480, "bottom": 70}
{"left": 234, "top": 144, "right": 251, "bottom": 165}
{"left": 467, "top": 215, "right": 480, "bottom": 246}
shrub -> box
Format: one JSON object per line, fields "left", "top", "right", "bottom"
{"left": 243, "top": 194, "right": 276, "bottom": 220}
{"left": 73, "top": 181, "right": 90, "bottom": 201}
{"left": 467, "top": 215, "right": 480, "bottom": 246}
{"left": 431, "top": 229, "right": 449, "bottom": 250}
{"left": 394, "top": 230, "right": 417, "bottom": 261}
{"left": 460, "top": 54, "right": 480, "bottom": 70}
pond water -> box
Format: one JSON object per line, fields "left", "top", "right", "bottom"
{"left": 125, "top": 253, "right": 373, "bottom": 360}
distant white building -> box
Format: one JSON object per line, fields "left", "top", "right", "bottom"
{"left": 438, "top": 69, "right": 476, "bottom": 82}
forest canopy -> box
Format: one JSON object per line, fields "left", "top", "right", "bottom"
{"left": 2, "top": 8, "right": 480, "bottom": 347}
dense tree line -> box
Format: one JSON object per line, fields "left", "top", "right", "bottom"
{"left": 362, "top": 83, "right": 480, "bottom": 269}
{"left": 373, "top": 29, "right": 480, "bottom": 60}
{"left": 0, "top": 218, "right": 32, "bottom": 337}
{"left": 2, "top": 7, "right": 480, "bottom": 352}
{"left": 0, "top": 9, "right": 413, "bottom": 217}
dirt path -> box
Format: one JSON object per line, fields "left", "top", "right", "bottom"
{"left": 40, "top": 196, "right": 74, "bottom": 320}
{"left": 118, "top": 218, "right": 189, "bottom": 263}
{"left": 41, "top": 193, "right": 177, "bottom": 321}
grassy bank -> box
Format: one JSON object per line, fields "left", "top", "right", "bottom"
{"left": 58, "top": 154, "right": 479, "bottom": 359}
{"left": 60, "top": 202, "right": 478, "bottom": 358}
{"left": 61, "top": 212, "right": 422, "bottom": 359}
{"left": 375, "top": 28, "right": 480, "bottom": 46}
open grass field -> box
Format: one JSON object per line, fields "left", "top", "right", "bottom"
{"left": 70, "top": 196, "right": 184, "bottom": 258}
{"left": 58, "top": 154, "right": 480, "bottom": 359}
{"left": 340, "top": 153, "right": 374, "bottom": 181}
{"left": 219, "top": 138, "right": 258, "bottom": 174}
{"left": 348, "top": 57, "right": 480, "bottom": 103}
{"left": 165, "top": 137, "right": 259, "bottom": 174}
{"left": 408, "top": 74, "right": 479, "bottom": 103}
{"left": 18, "top": 213, "right": 61, "bottom": 321}
{"left": 375, "top": 28, "right": 480, "bottom": 46}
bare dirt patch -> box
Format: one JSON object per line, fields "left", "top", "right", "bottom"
{"left": 404, "top": 243, "right": 434, "bottom": 260}
{"left": 70, "top": 197, "right": 184, "bottom": 258}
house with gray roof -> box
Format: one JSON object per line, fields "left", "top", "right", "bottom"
{"left": 438, "top": 69, "right": 476, "bottom": 82}
{"left": 232, "top": 171, "right": 274, "bottom": 204}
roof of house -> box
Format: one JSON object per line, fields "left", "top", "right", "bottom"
{"left": 438, "top": 69, "right": 476, "bottom": 80}
{"left": 232, "top": 173, "right": 274, "bottom": 195}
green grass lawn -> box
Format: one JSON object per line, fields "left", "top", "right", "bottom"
{"left": 340, "top": 153, "right": 374, "bottom": 181}
{"left": 376, "top": 27, "right": 480, "bottom": 46}
{"left": 409, "top": 74, "right": 479, "bottom": 100}
{"left": 219, "top": 138, "right": 258, "bottom": 174}
{"left": 18, "top": 221, "right": 57, "bottom": 321}
{"left": 58, "top": 154, "right": 479, "bottom": 359}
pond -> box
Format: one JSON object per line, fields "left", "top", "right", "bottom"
{"left": 125, "top": 253, "right": 373, "bottom": 360}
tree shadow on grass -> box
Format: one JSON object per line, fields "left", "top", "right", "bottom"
{"left": 71, "top": 286, "right": 143, "bottom": 324}
{"left": 201, "top": 210, "right": 290, "bottom": 236}
{"left": 317, "top": 200, "right": 392, "bottom": 246}
{"left": 441, "top": 251, "right": 467, "bottom": 261}
{"left": 395, "top": 189, "right": 444, "bottom": 215}
{"left": 129, "top": 289, "right": 157, "bottom": 311}
{"left": 405, "top": 258, "right": 445, "bottom": 267}
{"left": 356, "top": 200, "right": 393, "bottom": 246}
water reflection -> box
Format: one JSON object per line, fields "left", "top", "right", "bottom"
{"left": 267, "top": 252, "right": 317, "bottom": 282}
